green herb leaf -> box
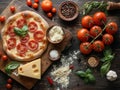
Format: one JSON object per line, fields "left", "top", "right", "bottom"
{"left": 100, "top": 62, "right": 111, "bottom": 76}
{"left": 92, "top": 1, "right": 100, "bottom": 8}
{"left": 22, "top": 25, "right": 28, "bottom": 32}
{"left": 5, "top": 61, "right": 20, "bottom": 75}
{"left": 81, "top": 1, "right": 107, "bottom": 15}
{"left": 86, "top": 73, "right": 96, "bottom": 83}
{"left": 14, "top": 25, "right": 28, "bottom": 37}
{"left": 76, "top": 68, "right": 96, "bottom": 84}
{"left": 76, "top": 71, "right": 86, "bottom": 78}
{"left": 103, "top": 46, "right": 112, "bottom": 56}
{"left": 101, "top": 54, "right": 114, "bottom": 62}
{"left": 85, "top": 5, "right": 92, "bottom": 15}
{"left": 86, "top": 68, "right": 92, "bottom": 74}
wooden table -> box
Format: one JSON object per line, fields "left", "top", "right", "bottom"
{"left": 0, "top": 0, "right": 120, "bottom": 90}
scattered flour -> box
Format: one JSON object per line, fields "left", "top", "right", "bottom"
{"left": 50, "top": 50, "right": 80, "bottom": 88}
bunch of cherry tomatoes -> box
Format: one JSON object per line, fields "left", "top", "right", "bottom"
{"left": 77, "top": 12, "right": 118, "bottom": 54}
{"left": 26, "top": 0, "right": 56, "bottom": 18}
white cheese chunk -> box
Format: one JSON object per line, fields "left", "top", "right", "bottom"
{"left": 18, "top": 58, "right": 41, "bottom": 79}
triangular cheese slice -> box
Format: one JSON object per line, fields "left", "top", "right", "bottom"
{"left": 18, "top": 58, "right": 41, "bottom": 79}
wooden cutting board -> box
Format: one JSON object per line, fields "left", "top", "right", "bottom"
{"left": 0, "top": 0, "right": 72, "bottom": 89}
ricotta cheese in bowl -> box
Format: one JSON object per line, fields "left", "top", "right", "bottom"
{"left": 47, "top": 25, "right": 65, "bottom": 44}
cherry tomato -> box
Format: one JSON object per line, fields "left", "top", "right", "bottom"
{"left": 81, "top": 15, "right": 94, "bottom": 29}
{"left": 10, "top": 6, "right": 15, "bottom": 13}
{"left": 77, "top": 28, "right": 90, "bottom": 42}
{"left": 6, "top": 83, "right": 12, "bottom": 89}
{"left": 1, "top": 55, "right": 8, "bottom": 61}
{"left": 102, "top": 34, "right": 114, "bottom": 45}
{"left": 51, "top": 7, "right": 56, "bottom": 13}
{"left": 47, "top": 12, "right": 53, "bottom": 18}
{"left": 92, "top": 40, "right": 104, "bottom": 52}
{"left": 80, "top": 42, "right": 92, "bottom": 54}
{"left": 106, "top": 22, "right": 118, "bottom": 35}
{"left": 93, "top": 12, "right": 107, "bottom": 26}
{"left": 7, "top": 78, "right": 13, "bottom": 84}
{"left": 32, "top": 3, "right": 38, "bottom": 9}
{"left": 26, "top": 0, "right": 32, "bottom": 7}
{"left": 41, "top": 0, "right": 53, "bottom": 12}
{"left": 34, "top": 0, "right": 39, "bottom": 3}
{"left": 90, "top": 26, "right": 102, "bottom": 37}
{"left": 0, "top": 16, "right": 5, "bottom": 22}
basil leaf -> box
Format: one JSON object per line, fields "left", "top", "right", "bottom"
{"left": 86, "top": 73, "right": 96, "bottom": 83}
{"left": 101, "top": 54, "right": 114, "bottom": 63}
{"left": 76, "top": 71, "right": 86, "bottom": 78}
{"left": 101, "top": 57, "right": 108, "bottom": 62}
{"left": 86, "top": 68, "right": 92, "bottom": 74}
{"left": 5, "top": 61, "right": 20, "bottom": 75}
{"left": 22, "top": 25, "right": 28, "bottom": 32}
{"left": 103, "top": 46, "right": 112, "bottom": 56}
{"left": 14, "top": 25, "right": 28, "bottom": 37}
{"left": 100, "top": 62, "right": 111, "bottom": 76}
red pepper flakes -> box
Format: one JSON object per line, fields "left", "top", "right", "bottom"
{"left": 46, "top": 76, "right": 53, "bottom": 85}
{"left": 69, "top": 64, "right": 74, "bottom": 69}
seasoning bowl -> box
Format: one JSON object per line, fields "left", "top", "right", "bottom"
{"left": 48, "top": 49, "right": 60, "bottom": 61}
{"left": 46, "top": 25, "right": 65, "bottom": 44}
{"left": 58, "top": 1, "right": 79, "bottom": 21}
{"left": 87, "top": 56, "right": 100, "bottom": 68}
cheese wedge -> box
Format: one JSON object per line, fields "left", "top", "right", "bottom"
{"left": 18, "top": 58, "right": 41, "bottom": 79}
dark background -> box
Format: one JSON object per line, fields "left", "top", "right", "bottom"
{"left": 0, "top": 0, "right": 120, "bottom": 90}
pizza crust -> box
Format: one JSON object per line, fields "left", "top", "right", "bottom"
{"left": 1, "top": 10, "right": 49, "bottom": 61}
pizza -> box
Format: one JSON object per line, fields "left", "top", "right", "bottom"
{"left": 1, "top": 11, "right": 49, "bottom": 61}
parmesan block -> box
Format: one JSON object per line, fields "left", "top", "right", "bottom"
{"left": 18, "top": 58, "right": 41, "bottom": 79}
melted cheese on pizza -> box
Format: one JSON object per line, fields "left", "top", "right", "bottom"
{"left": 1, "top": 11, "right": 49, "bottom": 61}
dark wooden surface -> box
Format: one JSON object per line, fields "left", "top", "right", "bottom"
{"left": 0, "top": 0, "right": 72, "bottom": 89}
{"left": 0, "top": 0, "right": 120, "bottom": 90}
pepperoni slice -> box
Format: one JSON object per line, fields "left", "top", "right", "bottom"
{"left": 7, "top": 26, "right": 15, "bottom": 37}
{"left": 17, "top": 18, "right": 26, "bottom": 28}
{"left": 7, "top": 38, "right": 16, "bottom": 50}
{"left": 20, "top": 34, "right": 30, "bottom": 43}
{"left": 27, "top": 40, "right": 38, "bottom": 51}
{"left": 34, "top": 30, "right": 44, "bottom": 42}
{"left": 17, "top": 43, "right": 27, "bottom": 54}
{"left": 28, "top": 22, "right": 38, "bottom": 33}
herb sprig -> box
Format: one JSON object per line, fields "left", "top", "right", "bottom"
{"left": 100, "top": 46, "right": 115, "bottom": 76}
{"left": 82, "top": 1, "right": 108, "bottom": 15}
{"left": 76, "top": 68, "right": 96, "bottom": 84}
